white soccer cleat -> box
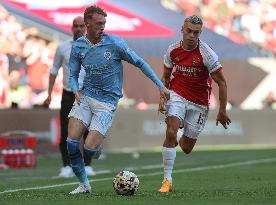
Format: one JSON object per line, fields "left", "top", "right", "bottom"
{"left": 58, "top": 166, "right": 74, "bottom": 178}
{"left": 85, "top": 166, "right": 96, "bottom": 176}
{"left": 69, "top": 183, "right": 92, "bottom": 194}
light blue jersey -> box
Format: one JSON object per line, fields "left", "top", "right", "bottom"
{"left": 69, "top": 33, "right": 164, "bottom": 106}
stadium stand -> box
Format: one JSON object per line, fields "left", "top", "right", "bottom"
{"left": 158, "top": 0, "right": 276, "bottom": 57}
{"left": 0, "top": 0, "right": 275, "bottom": 109}
{"left": 107, "top": 0, "right": 267, "bottom": 59}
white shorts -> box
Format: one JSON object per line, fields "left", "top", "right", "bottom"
{"left": 166, "top": 91, "right": 209, "bottom": 139}
{"left": 68, "top": 95, "right": 116, "bottom": 136}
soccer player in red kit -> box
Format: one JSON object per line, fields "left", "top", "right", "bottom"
{"left": 158, "top": 15, "right": 231, "bottom": 193}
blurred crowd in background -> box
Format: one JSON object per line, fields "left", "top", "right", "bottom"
{"left": 162, "top": 0, "right": 276, "bottom": 56}
{"left": 1, "top": 1, "right": 276, "bottom": 110}
{"left": 0, "top": 5, "right": 63, "bottom": 109}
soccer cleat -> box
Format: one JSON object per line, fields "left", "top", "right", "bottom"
{"left": 69, "top": 183, "right": 92, "bottom": 194}
{"left": 59, "top": 166, "right": 74, "bottom": 178}
{"left": 158, "top": 179, "right": 172, "bottom": 193}
{"left": 85, "top": 166, "right": 96, "bottom": 176}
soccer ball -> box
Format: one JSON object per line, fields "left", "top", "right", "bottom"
{"left": 113, "top": 170, "right": 139, "bottom": 196}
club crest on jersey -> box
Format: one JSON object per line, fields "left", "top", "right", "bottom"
{"left": 174, "top": 57, "right": 180, "bottom": 62}
{"left": 192, "top": 57, "right": 200, "bottom": 65}
{"left": 104, "top": 51, "right": 112, "bottom": 60}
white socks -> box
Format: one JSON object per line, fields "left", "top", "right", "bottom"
{"left": 162, "top": 147, "right": 176, "bottom": 182}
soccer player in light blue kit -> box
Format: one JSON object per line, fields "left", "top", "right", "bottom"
{"left": 67, "top": 5, "right": 170, "bottom": 194}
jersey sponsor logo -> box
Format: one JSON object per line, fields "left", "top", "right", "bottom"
{"left": 174, "top": 65, "right": 201, "bottom": 77}
{"left": 84, "top": 64, "right": 109, "bottom": 74}
{"left": 104, "top": 51, "right": 112, "bottom": 60}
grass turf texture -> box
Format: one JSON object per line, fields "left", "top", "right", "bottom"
{"left": 0, "top": 145, "right": 276, "bottom": 205}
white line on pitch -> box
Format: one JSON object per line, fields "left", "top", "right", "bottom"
{"left": 0, "top": 157, "right": 275, "bottom": 194}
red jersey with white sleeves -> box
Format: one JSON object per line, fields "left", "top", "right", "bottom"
{"left": 164, "top": 40, "right": 222, "bottom": 106}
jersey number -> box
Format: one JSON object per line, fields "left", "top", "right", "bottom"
{"left": 197, "top": 113, "right": 206, "bottom": 125}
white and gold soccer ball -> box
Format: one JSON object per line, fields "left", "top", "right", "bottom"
{"left": 113, "top": 170, "right": 139, "bottom": 196}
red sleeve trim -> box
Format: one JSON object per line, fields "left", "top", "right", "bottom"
{"left": 210, "top": 67, "right": 222, "bottom": 75}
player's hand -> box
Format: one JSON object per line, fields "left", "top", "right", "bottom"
{"left": 75, "top": 91, "right": 81, "bottom": 104}
{"left": 216, "top": 111, "right": 231, "bottom": 129}
{"left": 158, "top": 88, "right": 170, "bottom": 114}
{"left": 42, "top": 96, "right": 51, "bottom": 108}
{"left": 159, "top": 87, "right": 170, "bottom": 101}
{"left": 158, "top": 97, "right": 166, "bottom": 114}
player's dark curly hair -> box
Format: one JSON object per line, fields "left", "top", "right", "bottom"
{"left": 84, "top": 5, "right": 107, "bottom": 22}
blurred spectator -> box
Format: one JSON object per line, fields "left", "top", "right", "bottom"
{"left": 0, "top": 5, "right": 58, "bottom": 108}
{"left": 161, "top": 0, "right": 276, "bottom": 56}
{"left": 8, "top": 70, "right": 32, "bottom": 108}
{"left": 264, "top": 91, "right": 276, "bottom": 109}
{"left": 0, "top": 54, "right": 10, "bottom": 108}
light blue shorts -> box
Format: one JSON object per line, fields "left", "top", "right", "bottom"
{"left": 166, "top": 91, "right": 209, "bottom": 139}
{"left": 68, "top": 95, "right": 116, "bottom": 136}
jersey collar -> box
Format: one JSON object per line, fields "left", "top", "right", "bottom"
{"left": 85, "top": 34, "right": 106, "bottom": 47}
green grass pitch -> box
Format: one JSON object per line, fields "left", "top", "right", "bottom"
{"left": 0, "top": 146, "right": 276, "bottom": 205}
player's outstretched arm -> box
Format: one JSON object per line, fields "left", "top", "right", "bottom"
{"left": 117, "top": 37, "right": 169, "bottom": 95}
{"left": 211, "top": 70, "right": 231, "bottom": 129}
{"left": 126, "top": 51, "right": 170, "bottom": 100}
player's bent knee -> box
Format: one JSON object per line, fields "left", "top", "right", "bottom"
{"left": 84, "top": 146, "right": 102, "bottom": 159}
{"left": 180, "top": 145, "right": 192, "bottom": 154}
{"left": 166, "top": 127, "right": 178, "bottom": 138}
